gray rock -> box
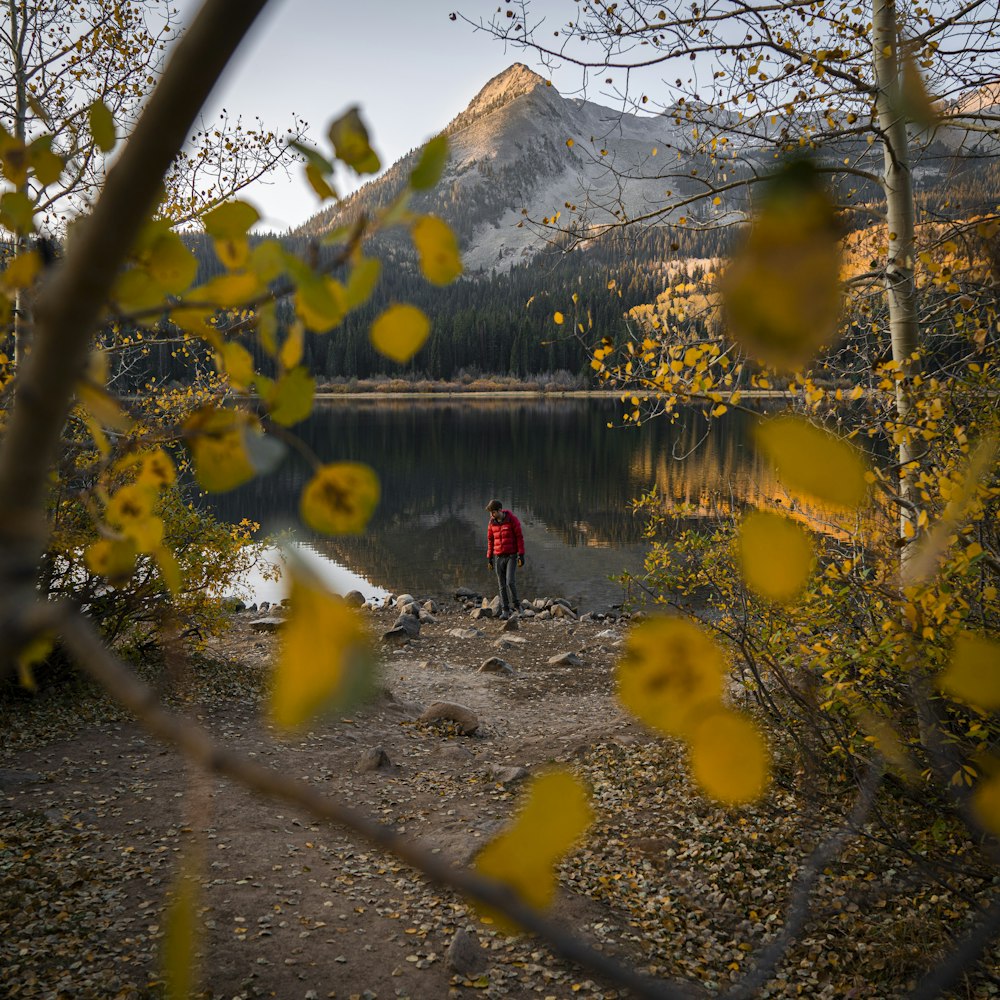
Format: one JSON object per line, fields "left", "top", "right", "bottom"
{"left": 448, "top": 627, "right": 486, "bottom": 640}
{"left": 250, "top": 616, "right": 285, "bottom": 632}
{"left": 595, "top": 629, "right": 619, "bottom": 640}
{"left": 537, "top": 610, "right": 552, "bottom": 621}
{"left": 418, "top": 611, "right": 439, "bottom": 624}
{"left": 395, "top": 593, "right": 416, "bottom": 607}
{"left": 417, "top": 702, "right": 479, "bottom": 735}
{"left": 548, "top": 651, "right": 583, "bottom": 667}
{"left": 470, "top": 607, "right": 493, "bottom": 620}
{"left": 478, "top": 657, "right": 515, "bottom": 676}
{"left": 454, "top": 587, "right": 479, "bottom": 599}
{"left": 393, "top": 613, "right": 420, "bottom": 638}
{"left": 0, "top": 768, "right": 46, "bottom": 790}
{"left": 487, "top": 764, "right": 529, "bottom": 785}
{"left": 423, "top": 599, "right": 439, "bottom": 614}
{"left": 550, "top": 604, "right": 577, "bottom": 620}
{"left": 446, "top": 928, "right": 488, "bottom": 976}
{"left": 357, "top": 748, "right": 392, "bottom": 772}
{"left": 501, "top": 615, "right": 519, "bottom": 632}
{"left": 380, "top": 627, "right": 411, "bottom": 646}
{"left": 493, "top": 636, "right": 527, "bottom": 650}
{"left": 342, "top": 590, "right": 366, "bottom": 608}
{"left": 533, "top": 598, "right": 548, "bottom": 610}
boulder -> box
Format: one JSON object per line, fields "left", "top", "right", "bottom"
{"left": 548, "top": 651, "right": 583, "bottom": 667}
{"left": 417, "top": 702, "right": 480, "bottom": 735}
{"left": 487, "top": 764, "right": 529, "bottom": 785}
{"left": 478, "top": 656, "right": 515, "bottom": 676}
{"left": 380, "top": 627, "right": 411, "bottom": 646}
{"left": 470, "top": 607, "right": 493, "bottom": 620}
{"left": 392, "top": 613, "right": 420, "bottom": 638}
{"left": 448, "top": 627, "right": 486, "bottom": 640}
{"left": 454, "top": 587, "right": 479, "bottom": 600}
{"left": 446, "top": 928, "right": 488, "bottom": 977}
{"left": 395, "top": 593, "right": 416, "bottom": 607}
{"left": 501, "top": 615, "right": 519, "bottom": 632}
{"left": 422, "top": 599, "right": 439, "bottom": 614}
{"left": 550, "top": 604, "right": 577, "bottom": 620}
{"left": 250, "top": 616, "right": 285, "bottom": 633}
{"left": 342, "top": 590, "right": 366, "bottom": 608}
{"left": 357, "top": 748, "right": 393, "bottom": 772}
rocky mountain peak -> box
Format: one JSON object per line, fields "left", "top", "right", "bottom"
{"left": 447, "top": 62, "right": 549, "bottom": 132}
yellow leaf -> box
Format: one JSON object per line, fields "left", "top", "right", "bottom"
{"left": 28, "top": 136, "right": 63, "bottom": 187}
{"left": 689, "top": 709, "right": 770, "bottom": 804}
{"left": 200, "top": 271, "right": 262, "bottom": 308}
{"left": 250, "top": 240, "right": 289, "bottom": 284}
{"left": 2, "top": 250, "right": 41, "bottom": 289}
{"left": 0, "top": 191, "right": 36, "bottom": 235}
{"left": 475, "top": 770, "right": 592, "bottom": 930}
{"left": 203, "top": 200, "right": 260, "bottom": 240}
{"left": 900, "top": 50, "right": 938, "bottom": 128}
{"left": 300, "top": 462, "right": 380, "bottom": 535}
{"left": 85, "top": 538, "right": 137, "bottom": 583}
{"left": 411, "top": 215, "right": 462, "bottom": 286}
{"left": 410, "top": 134, "right": 449, "bottom": 190}
{"left": 711, "top": 404, "right": 728, "bottom": 418}
{"left": 971, "top": 768, "right": 1000, "bottom": 836}
{"left": 145, "top": 230, "right": 198, "bottom": 294}
{"left": 182, "top": 407, "right": 256, "bottom": 493}
{"left": 218, "top": 341, "right": 255, "bottom": 389}
{"left": 937, "top": 631, "right": 1000, "bottom": 711}
{"left": 279, "top": 322, "right": 305, "bottom": 370}
{"left": 344, "top": 256, "right": 381, "bottom": 310}
{"left": 617, "top": 617, "right": 726, "bottom": 738}
{"left": 295, "top": 275, "right": 345, "bottom": 333}
{"left": 720, "top": 160, "right": 841, "bottom": 369}
{"left": 370, "top": 304, "right": 430, "bottom": 363}
{"left": 88, "top": 100, "right": 117, "bottom": 152}
{"left": 739, "top": 511, "right": 815, "bottom": 602}
{"left": 162, "top": 861, "right": 199, "bottom": 1000}
{"left": 271, "top": 567, "right": 377, "bottom": 730}
{"left": 155, "top": 547, "right": 182, "bottom": 596}
{"left": 267, "top": 366, "right": 315, "bottom": 427}
{"left": 328, "top": 106, "right": 380, "bottom": 175}
{"left": 553, "top": 312, "right": 564, "bottom": 325}
{"left": 16, "top": 633, "right": 54, "bottom": 691}
{"left": 755, "top": 416, "right": 868, "bottom": 510}
{"left": 107, "top": 484, "right": 154, "bottom": 526}
{"left": 305, "top": 162, "right": 337, "bottom": 201}
{"left": 77, "top": 381, "right": 133, "bottom": 433}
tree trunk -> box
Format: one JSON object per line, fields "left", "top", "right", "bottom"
{"left": 872, "top": 0, "right": 922, "bottom": 561}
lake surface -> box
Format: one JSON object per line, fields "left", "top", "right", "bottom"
{"left": 207, "top": 396, "right": 778, "bottom": 611}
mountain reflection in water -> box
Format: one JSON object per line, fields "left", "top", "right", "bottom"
{"left": 206, "top": 397, "right": 793, "bottom": 610}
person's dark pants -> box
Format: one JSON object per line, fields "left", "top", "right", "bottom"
{"left": 494, "top": 554, "right": 520, "bottom": 613}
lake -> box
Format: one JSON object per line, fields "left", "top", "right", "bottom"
{"left": 206, "top": 395, "right": 777, "bottom": 611}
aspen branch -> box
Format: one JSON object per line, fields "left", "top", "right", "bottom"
{"left": 54, "top": 601, "right": 707, "bottom": 1000}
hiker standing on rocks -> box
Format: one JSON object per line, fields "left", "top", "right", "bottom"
{"left": 486, "top": 499, "right": 524, "bottom": 620}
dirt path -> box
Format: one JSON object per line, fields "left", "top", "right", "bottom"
{"left": 2, "top": 598, "right": 651, "bottom": 1000}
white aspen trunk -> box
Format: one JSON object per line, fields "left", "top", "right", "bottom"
{"left": 872, "top": 0, "right": 922, "bottom": 560}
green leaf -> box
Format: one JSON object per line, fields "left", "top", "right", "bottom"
{"left": 410, "top": 134, "right": 449, "bottom": 190}
{"left": 344, "top": 256, "right": 381, "bottom": 310}
{"left": 89, "top": 101, "right": 117, "bottom": 153}
{"left": 328, "top": 106, "right": 380, "bottom": 175}
{"left": 0, "top": 191, "right": 35, "bottom": 235}
{"left": 267, "top": 366, "right": 315, "bottom": 427}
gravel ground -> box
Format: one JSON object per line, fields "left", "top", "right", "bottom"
{"left": 1, "top": 598, "right": 997, "bottom": 999}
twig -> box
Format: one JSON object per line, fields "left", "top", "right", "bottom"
{"left": 722, "top": 762, "right": 885, "bottom": 1000}
{"left": 55, "top": 602, "right": 705, "bottom": 1000}
{"left": 907, "top": 897, "right": 1000, "bottom": 1000}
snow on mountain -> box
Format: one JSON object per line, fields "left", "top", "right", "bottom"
{"left": 297, "top": 64, "right": 726, "bottom": 273}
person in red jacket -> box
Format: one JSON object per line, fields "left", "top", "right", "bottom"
{"left": 485, "top": 498, "right": 525, "bottom": 620}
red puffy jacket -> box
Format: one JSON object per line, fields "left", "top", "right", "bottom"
{"left": 487, "top": 511, "right": 524, "bottom": 558}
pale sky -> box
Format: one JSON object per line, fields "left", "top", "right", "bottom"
{"left": 176, "top": 0, "right": 605, "bottom": 231}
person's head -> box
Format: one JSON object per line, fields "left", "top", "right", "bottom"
{"left": 486, "top": 499, "right": 504, "bottom": 522}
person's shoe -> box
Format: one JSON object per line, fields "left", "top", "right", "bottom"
{"left": 497, "top": 610, "right": 509, "bottom": 620}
